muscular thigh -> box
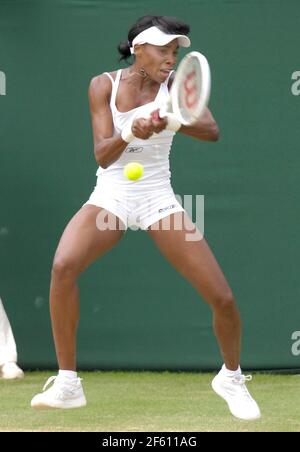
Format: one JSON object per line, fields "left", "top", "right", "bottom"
{"left": 54, "top": 204, "right": 125, "bottom": 274}
{"left": 147, "top": 212, "right": 231, "bottom": 303}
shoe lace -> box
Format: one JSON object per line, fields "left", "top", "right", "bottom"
{"left": 231, "top": 374, "right": 253, "bottom": 400}
{"left": 42, "top": 375, "right": 82, "bottom": 392}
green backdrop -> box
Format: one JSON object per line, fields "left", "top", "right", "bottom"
{"left": 0, "top": 0, "right": 299, "bottom": 370}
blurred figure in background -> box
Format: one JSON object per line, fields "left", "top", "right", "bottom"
{"left": 0, "top": 297, "right": 24, "bottom": 379}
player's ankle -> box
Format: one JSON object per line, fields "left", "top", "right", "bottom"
{"left": 58, "top": 369, "right": 78, "bottom": 380}
{"left": 220, "top": 363, "right": 241, "bottom": 377}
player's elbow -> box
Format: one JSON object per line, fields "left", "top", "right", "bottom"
{"left": 96, "top": 154, "right": 109, "bottom": 169}
{"left": 94, "top": 146, "right": 108, "bottom": 169}
{"left": 98, "top": 160, "right": 109, "bottom": 169}
{"left": 210, "top": 124, "right": 220, "bottom": 141}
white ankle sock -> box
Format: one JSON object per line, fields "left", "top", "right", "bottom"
{"left": 58, "top": 370, "right": 78, "bottom": 380}
{"left": 220, "top": 364, "right": 242, "bottom": 377}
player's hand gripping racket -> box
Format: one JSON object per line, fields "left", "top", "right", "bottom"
{"left": 152, "top": 51, "right": 211, "bottom": 128}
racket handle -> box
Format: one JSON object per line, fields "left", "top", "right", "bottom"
{"left": 151, "top": 110, "right": 160, "bottom": 121}
{"left": 151, "top": 110, "right": 181, "bottom": 132}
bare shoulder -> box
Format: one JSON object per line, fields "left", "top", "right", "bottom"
{"left": 89, "top": 70, "right": 118, "bottom": 88}
{"left": 88, "top": 71, "right": 117, "bottom": 106}
{"left": 89, "top": 73, "right": 110, "bottom": 98}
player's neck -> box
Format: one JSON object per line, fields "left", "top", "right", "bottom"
{"left": 130, "top": 66, "right": 148, "bottom": 78}
{"left": 123, "top": 65, "right": 157, "bottom": 89}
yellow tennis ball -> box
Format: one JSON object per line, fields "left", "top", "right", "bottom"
{"left": 124, "top": 162, "right": 144, "bottom": 181}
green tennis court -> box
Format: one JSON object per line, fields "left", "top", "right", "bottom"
{"left": 1, "top": 372, "right": 299, "bottom": 432}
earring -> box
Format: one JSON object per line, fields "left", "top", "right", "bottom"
{"left": 139, "top": 67, "right": 147, "bottom": 78}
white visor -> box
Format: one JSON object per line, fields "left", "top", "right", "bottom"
{"left": 130, "top": 26, "right": 191, "bottom": 55}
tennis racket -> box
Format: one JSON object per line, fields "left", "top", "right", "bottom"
{"left": 152, "top": 51, "right": 211, "bottom": 126}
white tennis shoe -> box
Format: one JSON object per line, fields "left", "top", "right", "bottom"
{"left": 212, "top": 372, "right": 261, "bottom": 420}
{"left": 0, "top": 362, "right": 24, "bottom": 379}
{"left": 31, "top": 375, "right": 87, "bottom": 409}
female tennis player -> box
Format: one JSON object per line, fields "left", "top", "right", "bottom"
{"left": 31, "top": 15, "right": 260, "bottom": 420}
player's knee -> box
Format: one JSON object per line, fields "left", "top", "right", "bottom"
{"left": 211, "top": 290, "right": 236, "bottom": 312}
{"left": 52, "top": 257, "right": 78, "bottom": 281}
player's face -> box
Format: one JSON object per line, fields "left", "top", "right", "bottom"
{"left": 141, "top": 40, "right": 179, "bottom": 82}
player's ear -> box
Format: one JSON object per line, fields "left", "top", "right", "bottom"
{"left": 134, "top": 44, "right": 142, "bottom": 58}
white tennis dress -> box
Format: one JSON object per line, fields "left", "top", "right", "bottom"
{"left": 85, "top": 69, "right": 184, "bottom": 230}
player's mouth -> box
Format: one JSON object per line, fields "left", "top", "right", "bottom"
{"left": 160, "top": 69, "right": 171, "bottom": 77}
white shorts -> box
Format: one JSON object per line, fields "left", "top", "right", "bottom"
{"left": 84, "top": 185, "right": 184, "bottom": 231}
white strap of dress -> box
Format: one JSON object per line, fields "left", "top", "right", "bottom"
{"left": 103, "top": 70, "right": 121, "bottom": 109}
{"left": 103, "top": 71, "right": 114, "bottom": 84}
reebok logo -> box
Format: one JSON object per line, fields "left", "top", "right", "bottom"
{"left": 125, "top": 146, "right": 143, "bottom": 153}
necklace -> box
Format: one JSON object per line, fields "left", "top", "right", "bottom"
{"left": 127, "top": 67, "right": 148, "bottom": 78}
{"left": 138, "top": 68, "right": 148, "bottom": 78}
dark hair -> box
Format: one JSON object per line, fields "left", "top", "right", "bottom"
{"left": 118, "top": 15, "right": 190, "bottom": 62}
